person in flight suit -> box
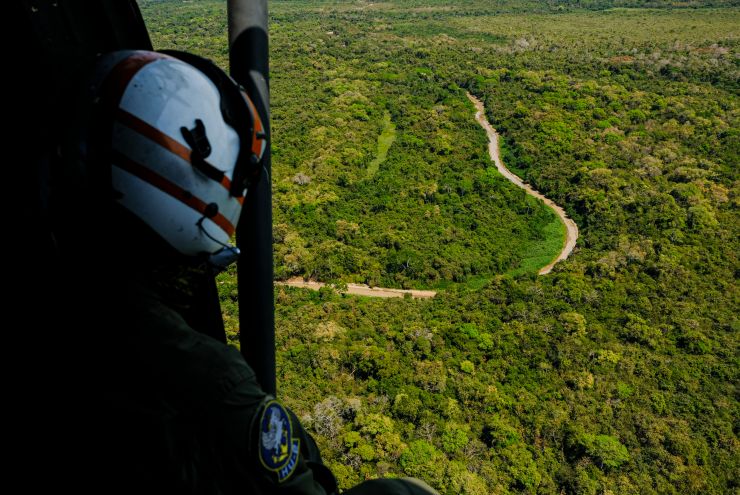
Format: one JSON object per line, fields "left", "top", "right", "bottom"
{"left": 58, "top": 49, "right": 439, "bottom": 495}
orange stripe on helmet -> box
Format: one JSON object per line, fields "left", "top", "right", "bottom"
{"left": 112, "top": 150, "right": 236, "bottom": 237}
{"left": 106, "top": 52, "right": 173, "bottom": 104}
{"left": 116, "top": 109, "right": 244, "bottom": 205}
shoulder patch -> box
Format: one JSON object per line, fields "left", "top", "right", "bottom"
{"left": 258, "top": 400, "right": 301, "bottom": 483}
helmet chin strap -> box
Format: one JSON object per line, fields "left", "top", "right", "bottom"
{"left": 196, "top": 214, "right": 240, "bottom": 272}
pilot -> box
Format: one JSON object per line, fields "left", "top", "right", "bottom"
{"left": 57, "top": 49, "right": 439, "bottom": 495}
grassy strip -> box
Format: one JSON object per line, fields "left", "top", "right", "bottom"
{"left": 507, "top": 208, "right": 566, "bottom": 277}
{"left": 366, "top": 111, "right": 397, "bottom": 179}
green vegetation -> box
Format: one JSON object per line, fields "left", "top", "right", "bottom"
{"left": 367, "top": 111, "right": 397, "bottom": 179}
{"left": 508, "top": 212, "right": 566, "bottom": 277}
{"left": 143, "top": 1, "right": 738, "bottom": 494}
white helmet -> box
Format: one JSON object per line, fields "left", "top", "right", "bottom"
{"left": 84, "top": 50, "right": 266, "bottom": 257}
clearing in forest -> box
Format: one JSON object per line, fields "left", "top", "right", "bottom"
{"left": 366, "top": 111, "right": 397, "bottom": 179}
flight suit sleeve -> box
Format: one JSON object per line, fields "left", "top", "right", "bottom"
{"left": 207, "top": 369, "right": 338, "bottom": 494}
{"left": 134, "top": 294, "right": 337, "bottom": 494}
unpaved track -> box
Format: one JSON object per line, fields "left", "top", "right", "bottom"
{"left": 276, "top": 278, "right": 437, "bottom": 299}
{"left": 467, "top": 93, "right": 578, "bottom": 275}
{"left": 278, "top": 94, "right": 577, "bottom": 299}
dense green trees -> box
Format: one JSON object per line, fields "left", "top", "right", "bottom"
{"left": 142, "top": 1, "right": 737, "bottom": 493}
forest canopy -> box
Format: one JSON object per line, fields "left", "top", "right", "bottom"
{"left": 141, "top": 1, "right": 738, "bottom": 493}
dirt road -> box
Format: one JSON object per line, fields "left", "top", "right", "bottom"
{"left": 467, "top": 92, "right": 578, "bottom": 275}
{"left": 276, "top": 278, "right": 437, "bottom": 298}
{"left": 278, "top": 94, "right": 577, "bottom": 298}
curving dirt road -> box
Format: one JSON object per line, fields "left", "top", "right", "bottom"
{"left": 278, "top": 94, "right": 577, "bottom": 298}
{"left": 467, "top": 92, "right": 578, "bottom": 275}
{"left": 276, "top": 278, "right": 437, "bottom": 299}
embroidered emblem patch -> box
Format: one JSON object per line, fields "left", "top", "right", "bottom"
{"left": 259, "top": 400, "right": 300, "bottom": 483}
